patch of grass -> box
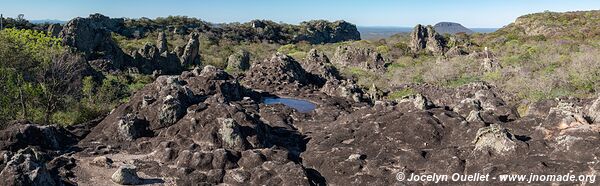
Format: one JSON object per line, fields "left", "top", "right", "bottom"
{"left": 446, "top": 76, "right": 481, "bottom": 88}
{"left": 482, "top": 71, "right": 502, "bottom": 82}
{"left": 388, "top": 88, "right": 417, "bottom": 100}
{"left": 288, "top": 51, "right": 307, "bottom": 60}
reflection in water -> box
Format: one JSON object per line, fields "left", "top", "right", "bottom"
{"left": 263, "top": 97, "right": 317, "bottom": 113}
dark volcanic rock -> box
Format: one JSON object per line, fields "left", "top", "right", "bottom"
{"left": 410, "top": 24, "right": 446, "bottom": 54}
{"left": 299, "top": 49, "right": 340, "bottom": 85}
{"left": 0, "top": 147, "right": 56, "bottom": 186}
{"left": 78, "top": 65, "right": 321, "bottom": 185}
{"left": 130, "top": 35, "right": 183, "bottom": 75}
{"left": 157, "top": 31, "right": 168, "bottom": 54}
{"left": 0, "top": 124, "right": 78, "bottom": 151}
{"left": 294, "top": 20, "right": 361, "bottom": 44}
{"left": 60, "top": 14, "right": 128, "bottom": 69}
{"left": 179, "top": 32, "right": 201, "bottom": 67}
{"left": 60, "top": 14, "right": 188, "bottom": 75}
{"left": 47, "top": 23, "right": 62, "bottom": 37}
{"left": 332, "top": 45, "right": 386, "bottom": 73}
{"left": 243, "top": 53, "right": 311, "bottom": 92}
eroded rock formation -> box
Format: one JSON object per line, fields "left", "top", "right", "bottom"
{"left": 332, "top": 45, "right": 386, "bottom": 73}
{"left": 60, "top": 14, "right": 128, "bottom": 70}
{"left": 410, "top": 24, "right": 446, "bottom": 54}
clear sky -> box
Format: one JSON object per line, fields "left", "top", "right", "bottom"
{"left": 1, "top": 0, "right": 599, "bottom": 28}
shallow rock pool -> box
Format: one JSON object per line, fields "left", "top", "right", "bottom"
{"left": 263, "top": 97, "right": 317, "bottom": 113}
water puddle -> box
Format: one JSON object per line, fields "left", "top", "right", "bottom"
{"left": 263, "top": 97, "right": 317, "bottom": 113}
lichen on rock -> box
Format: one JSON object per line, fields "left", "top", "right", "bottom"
{"left": 472, "top": 124, "right": 517, "bottom": 154}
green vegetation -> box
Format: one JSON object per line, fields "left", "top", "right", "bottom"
{"left": 0, "top": 28, "right": 65, "bottom": 125}
{"left": 0, "top": 29, "right": 152, "bottom": 127}
{"left": 388, "top": 88, "right": 417, "bottom": 100}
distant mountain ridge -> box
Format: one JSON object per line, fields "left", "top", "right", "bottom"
{"left": 358, "top": 25, "right": 495, "bottom": 39}
{"left": 433, "top": 22, "right": 474, "bottom": 34}
{"left": 29, "top": 19, "right": 67, "bottom": 24}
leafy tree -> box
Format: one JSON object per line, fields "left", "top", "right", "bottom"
{"left": 0, "top": 28, "right": 67, "bottom": 124}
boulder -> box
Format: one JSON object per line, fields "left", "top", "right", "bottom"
{"left": 545, "top": 100, "right": 589, "bottom": 130}
{"left": 111, "top": 165, "right": 141, "bottom": 185}
{"left": 116, "top": 114, "right": 150, "bottom": 140}
{"left": 445, "top": 46, "right": 468, "bottom": 57}
{"left": 90, "top": 156, "right": 113, "bottom": 168}
{"left": 481, "top": 58, "right": 501, "bottom": 72}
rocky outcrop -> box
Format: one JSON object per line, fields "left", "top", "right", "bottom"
{"left": 445, "top": 46, "right": 469, "bottom": 57}
{"left": 123, "top": 17, "right": 361, "bottom": 44}
{"left": 179, "top": 32, "right": 201, "bottom": 67}
{"left": 321, "top": 79, "right": 367, "bottom": 102}
{"left": 243, "top": 53, "right": 311, "bottom": 92}
{"left": 47, "top": 23, "right": 62, "bottom": 37}
{"left": 480, "top": 49, "right": 501, "bottom": 72}
{"left": 0, "top": 147, "right": 56, "bottom": 186}
{"left": 472, "top": 124, "right": 518, "bottom": 154}
{"left": 299, "top": 49, "right": 340, "bottom": 85}
{"left": 226, "top": 50, "right": 251, "bottom": 72}
{"left": 0, "top": 124, "right": 78, "bottom": 151}
{"left": 588, "top": 96, "right": 600, "bottom": 123}
{"left": 157, "top": 31, "right": 168, "bottom": 54}
{"left": 397, "top": 93, "right": 435, "bottom": 110}
{"left": 60, "top": 14, "right": 195, "bottom": 75}
{"left": 294, "top": 20, "right": 361, "bottom": 44}
{"left": 74, "top": 64, "right": 322, "bottom": 185}
{"left": 116, "top": 114, "right": 151, "bottom": 140}
{"left": 332, "top": 45, "right": 386, "bottom": 73}
{"left": 60, "top": 14, "right": 128, "bottom": 69}
{"left": 410, "top": 24, "right": 446, "bottom": 54}
{"left": 132, "top": 34, "right": 185, "bottom": 74}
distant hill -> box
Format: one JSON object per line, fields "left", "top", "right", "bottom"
{"left": 433, "top": 22, "right": 474, "bottom": 34}
{"left": 358, "top": 26, "right": 412, "bottom": 39}
{"left": 29, "top": 19, "right": 66, "bottom": 24}
{"left": 496, "top": 10, "right": 600, "bottom": 39}
{"left": 359, "top": 25, "right": 496, "bottom": 39}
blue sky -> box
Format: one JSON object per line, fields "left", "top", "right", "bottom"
{"left": 1, "top": 0, "right": 599, "bottom": 27}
